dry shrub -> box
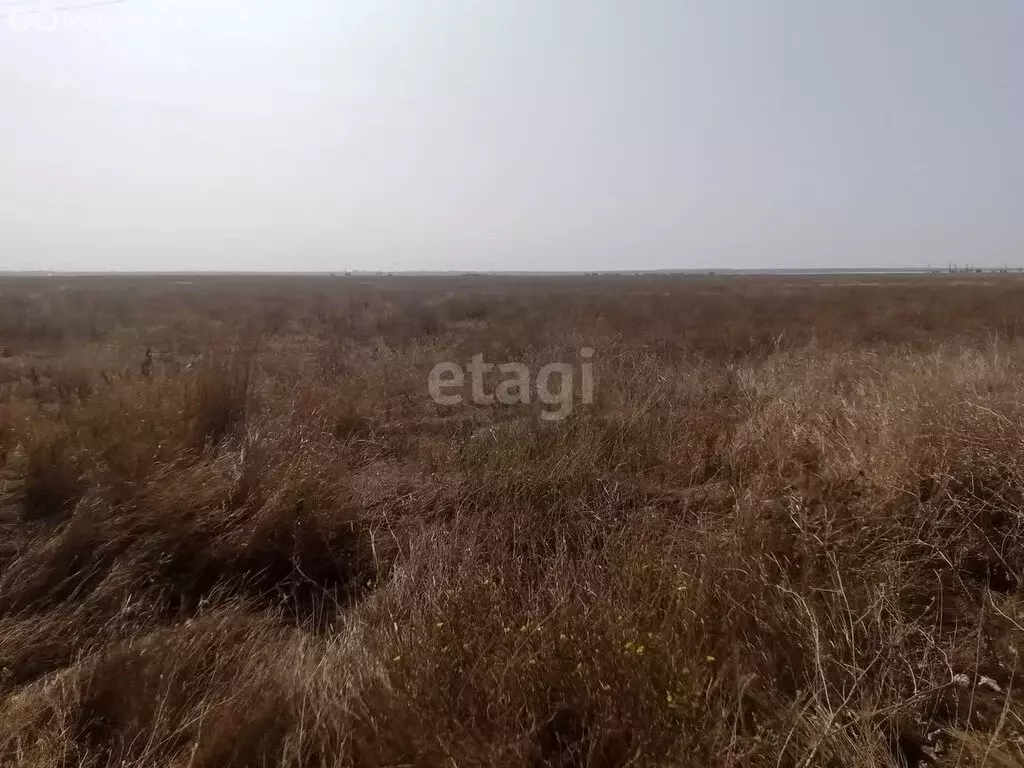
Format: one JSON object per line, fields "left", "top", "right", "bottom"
{"left": 0, "top": 403, "right": 12, "bottom": 468}
{"left": 19, "top": 428, "right": 83, "bottom": 524}
{"left": 138, "top": 436, "right": 379, "bottom": 621}
{"left": 190, "top": 345, "right": 256, "bottom": 449}
{"left": 50, "top": 363, "right": 95, "bottom": 402}
{"left": 0, "top": 607, "right": 299, "bottom": 768}
{"left": 1, "top": 274, "right": 1024, "bottom": 767}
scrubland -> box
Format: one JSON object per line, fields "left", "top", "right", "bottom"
{"left": 2, "top": 274, "right": 1024, "bottom": 767}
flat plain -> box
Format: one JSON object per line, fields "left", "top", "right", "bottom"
{"left": 2, "top": 273, "right": 1024, "bottom": 767}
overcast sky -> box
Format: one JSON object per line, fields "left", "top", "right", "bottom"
{"left": 1, "top": 1, "right": 1021, "bottom": 272}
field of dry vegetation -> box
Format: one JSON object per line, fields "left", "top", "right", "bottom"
{"left": 4, "top": 274, "right": 1024, "bottom": 767}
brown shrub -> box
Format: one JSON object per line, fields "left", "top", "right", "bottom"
{"left": 1, "top": 274, "right": 1024, "bottom": 767}
{"left": 189, "top": 345, "right": 256, "bottom": 449}
{"left": 19, "top": 429, "right": 83, "bottom": 523}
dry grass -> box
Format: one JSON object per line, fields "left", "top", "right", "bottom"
{"left": 1, "top": 274, "right": 1024, "bottom": 767}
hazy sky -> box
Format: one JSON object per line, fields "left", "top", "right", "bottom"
{"left": 1, "top": 1, "right": 1021, "bottom": 272}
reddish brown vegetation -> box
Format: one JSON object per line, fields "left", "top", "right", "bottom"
{"left": 1, "top": 274, "right": 1024, "bottom": 767}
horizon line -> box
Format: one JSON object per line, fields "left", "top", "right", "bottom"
{"left": 3, "top": 266, "right": 1024, "bottom": 277}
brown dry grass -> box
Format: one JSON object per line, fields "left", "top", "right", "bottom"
{"left": 2, "top": 273, "right": 1024, "bottom": 767}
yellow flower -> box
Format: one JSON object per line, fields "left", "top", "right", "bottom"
{"left": 706, "top": 655, "right": 716, "bottom": 663}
